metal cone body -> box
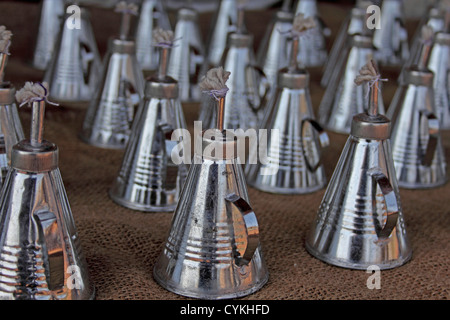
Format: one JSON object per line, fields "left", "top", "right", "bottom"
{"left": 319, "top": 34, "right": 385, "bottom": 134}
{"left": 372, "top": 0, "right": 409, "bottom": 66}
{"left": 80, "top": 38, "right": 145, "bottom": 149}
{"left": 307, "top": 95, "right": 412, "bottom": 269}
{"left": 294, "top": 0, "right": 328, "bottom": 67}
{"left": 245, "top": 69, "right": 328, "bottom": 194}
{"left": 199, "top": 33, "right": 268, "bottom": 130}
{"left": 0, "top": 163, "right": 95, "bottom": 300}
{"left": 256, "top": 10, "right": 293, "bottom": 102}
{"left": 153, "top": 130, "right": 268, "bottom": 299}
{"left": 387, "top": 67, "right": 447, "bottom": 188}
{"left": 398, "top": 7, "right": 446, "bottom": 85}
{"left": 44, "top": 8, "right": 101, "bottom": 103}
{"left": 135, "top": 0, "right": 171, "bottom": 72}
{"left": 32, "top": 0, "right": 65, "bottom": 70}
{"left": 321, "top": 5, "right": 367, "bottom": 88}
{"left": 205, "top": 0, "right": 239, "bottom": 69}
{"left": 428, "top": 32, "right": 450, "bottom": 129}
{"left": 0, "top": 101, "right": 94, "bottom": 300}
{"left": 306, "top": 131, "right": 412, "bottom": 269}
{"left": 109, "top": 76, "right": 188, "bottom": 212}
{"left": 404, "top": 7, "right": 446, "bottom": 74}
{"left": 0, "top": 83, "right": 24, "bottom": 186}
{"left": 167, "top": 8, "right": 205, "bottom": 102}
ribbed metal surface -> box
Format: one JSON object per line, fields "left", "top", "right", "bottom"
{"left": 0, "top": 101, "right": 24, "bottom": 184}
{"left": 80, "top": 48, "right": 145, "bottom": 149}
{"left": 44, "top": 9, "right": 101, "bottom": 102}
{"left": 32, "top": 0, "right": 65, "bottom": 70}
{"left": 387, "top": 83, "right": 447, "bottom": 188}
{"left": 205, "top": 0, "right": 238, "bottom": 68}
{"left": 200, "top": 42, "right": 262, "bottom": 130}
{"left": 306, "top": 136, "right": 412, "bottom": 270}
{"left": 0, "top": 170, "right": 94, "bottom": 300}
{"left": 321, "top": 6, "right": 366, "bottom": 88}
{"left": 400, "top": 7, "right": 445, "bottom": 83}
{"left": 167, "top": 8, "right": 204, "bottom": 102}
{"left": 153, "top": 153, "right": 268, "bottom": 299}
{"left": 109, "top": 94, "right": 188, "bottom": 212}
{"left": 256, "top": 10, "right": 292, "bottom": 101}
{"left": 428, "top": 33, "right": 450, "bottom": 129}
{"left": 246, "top": 87, "right": 327, "bottom": 194}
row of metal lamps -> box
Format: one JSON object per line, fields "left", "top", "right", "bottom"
{"left": 0, "top": 0, "right": 448, "bottom": 300}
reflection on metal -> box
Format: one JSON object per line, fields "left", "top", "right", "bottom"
{"left": 44, "top": 7, "right": 102, "bottom": 103}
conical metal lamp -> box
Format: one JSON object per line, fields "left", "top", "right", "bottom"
{"left": 246, "top": 21, "right": 329, "bottom": 194}
{"left": 256, "top": 0, "right": 294, "bottom": 102}
{"left": 372, "top": 0, "right": 409, "bottom": 66}
{"left": 0, "top": 82, "right": 94, "bottom": 300}
{"left": 153, "top": 67, "right": 269, "bottom": 299}
{"left": 167, "top": 7, "right": 205, "bottom": 102}
{"left": 79, "top": 2, "right": 145, "bottom": 149}
{"left": 294, "top": 0, "right": 329, "bottom": 67}
{"left": 109, "top": 29, "right": 188, "bottom": 212}
{"left": 31, "top": 0, "right": 65, "bottom": 70}
{"left": 135, "top": 0, "right": 171, "bottom": 72}
{"left": 306, "top": 62, "right": 412, "bottom": 270}
{"left": 428, "top": 9, "right": 450, "bottom": 129}
{"left": 387, "top": 27, "right": 447, "bottom": 189}
{"left": 204, "top": 0, "right": 240, "bottom": 69}
{"left": 0, "top": 83, "right": 24, "bottom": 187}
{"left": 319, "top": 33, "right": 385, "bottom": 134}
{"left": 0, "top": 31, "right": 25, "bottom": 187}
{"left": 43, "top": 5, "right": 101, "bottom": 103}
{"left": 198, "top": 8, "right": 270, "bottom": 130}
{"left": 321, "top": 0, "right": 373, "bottom": 88}
{"left": 398, "top": 4, "right": 448, "bottom": 85}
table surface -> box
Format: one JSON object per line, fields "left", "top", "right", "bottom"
{"left": 0, "top": 1, "right": 449, "bottom": 300}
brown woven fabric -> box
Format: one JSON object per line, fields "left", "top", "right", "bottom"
{"left": 1, "top": 1, "right": 449, "bottom": 300}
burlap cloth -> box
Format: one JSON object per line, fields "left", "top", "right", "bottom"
{"left": 0, "top": 1, "right": 448, "bottom": 300}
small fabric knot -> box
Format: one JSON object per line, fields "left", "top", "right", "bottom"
{"left": 199, "top": 67, "right": 231, "bottom": 101}
{"left": 15, "top": 82, "right": 59, "bottom": 107}
{"left": 152, "top": 28, "right": 177, "bottom": 48}
{"left": 354, "top": 60, "right": 388, "bottom": 98}
{"left": 0, "top": 25, "right": 13, "bottom": 54}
